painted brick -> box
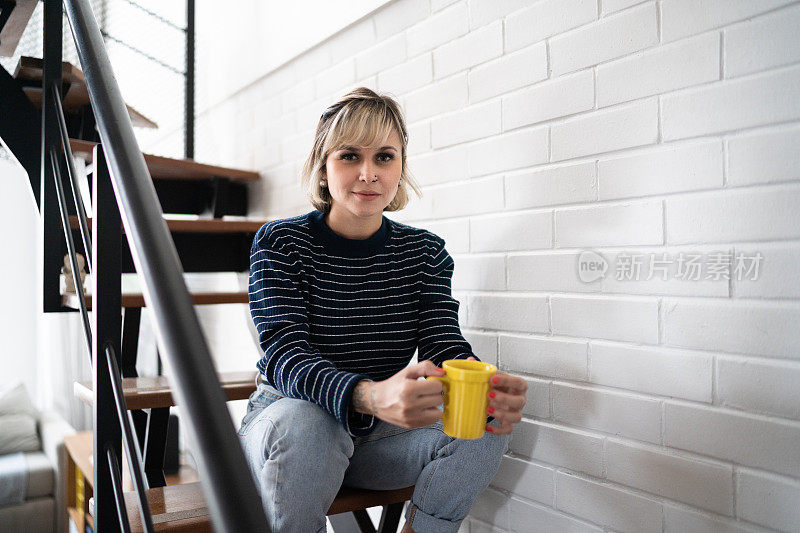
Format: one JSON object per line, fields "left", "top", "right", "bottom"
{"left": 550, "top": 3, "right": 658, "bottom": 77}
{"left": 733, "top": 242, "right": 800, "bottom": 300}
{"left": 664, "top": 504, "right": 764, "bottom": 533}
{"left": 406, "top": 119, "right": 431, "bottom": 156}
{"left": 463, "top": 330, "right": 499, "bottom": 366}
{"left": 467, "top": 127, "right": 549, "bottom": 178}
{"left": 432, "top": 0, "right": 459, "bottom": 12}
{"left": 737, "top": 468, "right": 800, "bottom": 532}
{"left": 505, "top": 0, "right": 597, "bottom": 53}
{"left": 508, "top": 251, "right": 602, "bottom": 294}
{"left": 727, "top": 124, "right": 800, "bottom": 187}
{"left": 407, "top": 2, "right": 469, "bottom": 58}
{"left": 555, "top": 472, "right": 663, "bottom": 533}
{"left": 502, "top": 70, "right": 594, "bottom": 132}
{"left": 589, "top": 342, "right": 712, "bottom": 402}
{"left": 433, "top": 20, "right": 503, "bottom": 79}
{"left": 725, "top": 3, "right": 800, "bottom": 78}
{"left": 664, "top": 401, "right": 800, "bottom": 477}
{"left": 717, "top": 356, "right": 800, "bottom": 420}
{"left": 452, "top": 254, "right": 506, "bottom": 291}
{"left": 429, "top": 175, "right": 505, "bottom": 218}
{"left": 522, "top": 376, "right": 551, "bottom": 419}
{"left": 469, "top": 43, "right": 548, "bottom": 103}
{"left": 555, "top": 200, "right": 663, "bottom": 248}
{"left": 497, "top": 334, "right": 586, "bottom": 381}
{"left": 505, "top": 162, "right": 596, "bottom": 210}
{"left": 602, "top": 0, "right": 649, "bottom": 16}
{"left": 661, "top": 65, "right": 800, "bottom": 141}
{"left": 373, "top": 0, "right": 429, "bottom": 41}
{"left": 355, "top": 33, "right": 406, "bottom": 80}
{"left": 407, "top": 144, "right": 468, "bottom": 187}
{"left": 661, "top": 0, "right": 796, "bottom": 43}
{"left": 491, "top": 455, "right": 554, "bottom": 505}
{"left": 405, "top": 72, "right": 469, "bottom": 123}
{"left": 469, "top": 294, "right": 549, "bottom": 334}
{"left": 431, "top": 100, "right": 502, "bottom": 148}
{"left": 508, "top": 497, "right": 602, "bottom": 533}
{"left": 599, "top": 246, "right": 731, "bottom": 298}
{"left": 552, "top": 383, "right": 662, "bottom": 443}
{"left": 662, "top": 298, "right": 800, "bottom": 360}
{"left": 510, "top": 420, "right": 604, "bottom": 477}
{"left": 606, "top": 439, "right": 734, "bottom": 515}
{"left": 468, "top": 0, "right": 539, "bottom": 30}
{"left": 551, "top": 295, "right": 659, "bottom": 344}
{"left": 551, "top": 98, "right": 659, "bottom": 161}
{"left": 598, "top": 140, "right": 723, "bottom": 200}
{"left": 327, "top": 18, "right": 374, "bottom": 65}
{"left": 597, "top": 32, "right": 719, "bottom": 108}
{"left": 313, "top": 58, "right": 356, "bottom": 99}
{"left": 498, "top": 335, "right": 588, "bottom": 381}
{"left": 377, "top": 52, "right": 433, "bottom": 95}
{"left": 414, "top": 217, "right": 470, "bottom": 253}
{"left": 470, "top": 488, "right": 510, "bottom": 531}
{"left": 470, "top": 211, "right": 552, "bottom": 252}
{"left": 665, "top": 185, "right": 800, "bottom": 245}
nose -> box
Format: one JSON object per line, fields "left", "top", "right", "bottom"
{"left": 359, "top": 160, "right": 378, "bottom": 181}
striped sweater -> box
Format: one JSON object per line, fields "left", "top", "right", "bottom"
{"left": 248, "top": 209, "right": 480, "bottom": 437}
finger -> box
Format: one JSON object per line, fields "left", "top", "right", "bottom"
{"left": 466, "top": 356, "right": 476, "bottom": 361}
{"left": 416, "top": 407, "right": 443, "bottom": 427}
{"left": 405, "top": 360, "right": 446, "bottom": 380}
{"left": 488, "top": 389, "right": 526, "bottom": 411}
{"left": 486, "top": 419, "right": 514, "bottom": 436}
{"left": 490, "top": 372, "right": 528, "bottom": 394}
{"left": 486, "top": 405, "right": 522, "bottom": 426}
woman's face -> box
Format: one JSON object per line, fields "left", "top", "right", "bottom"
{"left": 323, "top": 129, "right": 404, "bottom": 223}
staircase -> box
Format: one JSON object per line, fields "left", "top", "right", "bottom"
{"left": 1, "top": 1, "right": 415, "bottom": 531}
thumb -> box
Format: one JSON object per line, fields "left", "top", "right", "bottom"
{"left": 405, "top": 360, "right": 445, "bottom": 380}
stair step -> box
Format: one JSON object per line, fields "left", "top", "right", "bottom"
{"left": 124, "top": 482, "right": 212, "bottom": 533}
{"left": 14, "top": 56, "right": 157, "bottom": 128}
{"left": 69, "top": 215, "right": 267, "bottom": 234}
{"left": 69, "top": 138, "right": 260, "bottom": 183}
{"left": 0, "top": 1, "right": 38, "bottom": 57}
{"left": 63, "top": 290, "right": 248, "bottom": 309}
{"left": 74, "top": 371, "right": 258, "bottom": 410}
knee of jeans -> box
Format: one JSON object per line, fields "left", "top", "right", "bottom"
{"left": 268, "top": 398, "right": 354, "bottom": 457}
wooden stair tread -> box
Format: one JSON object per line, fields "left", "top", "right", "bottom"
{"left": 14, "top": 56, "right": 157, "bottom": 128}
{"left": 74, "top": 371, "right": 258, "bottom": 410}
{"left": 69, "top": 138, "right": 260, "bottom": 183}
{"left": 68, "top": 215, "right": 267, "bottom": 233}
{"left": 63, "top": 291, "right": 249, "bottom": 309}
{"left": 0, "top": 1, "right": 38, "bottom": 57}
{"left": 125, "top": 482, "right": 212, "bottom": 533}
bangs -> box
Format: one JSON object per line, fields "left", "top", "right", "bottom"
{"left": 325, "top": 103, "right": 399, "bottom": 153}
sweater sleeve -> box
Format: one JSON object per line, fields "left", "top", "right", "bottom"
{"left": 249, "top": 225, "right": 378, "bottom": 437}
{"left": 417, "top": 234, "right": 481, "bottom": 367}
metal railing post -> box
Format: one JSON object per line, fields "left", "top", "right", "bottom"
{"left": 185, "top": 0, "right": 194, "bottom": 159}
{"left": 92, "top": 144, "right": 123, "bottom": 533}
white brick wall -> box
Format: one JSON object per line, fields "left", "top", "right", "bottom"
{"left": 201, "top": 1, "right": 800, "bottom": 530}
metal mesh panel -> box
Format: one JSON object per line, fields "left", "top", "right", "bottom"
{"left": 1, "top": 0, "right": 189, "bottom": 159}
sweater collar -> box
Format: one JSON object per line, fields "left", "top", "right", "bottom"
{"left": 307, "top": 210, "right": 391, "bottom": 257}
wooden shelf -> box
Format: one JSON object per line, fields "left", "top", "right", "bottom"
{"left": 69, "top": 138, "right": 260, "bottom": 183}
{"left": 74, "top": 371, "right": 258, "bottom": 410}
{"left": 63, "top": 290, "right": 249, "bottom": 310}
{"left": 68, "top": 215, "right": 267, "bottom": 234}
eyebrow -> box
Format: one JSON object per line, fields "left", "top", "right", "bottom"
{"left": 339, "top": 145, "right": 398, "bottom": 152}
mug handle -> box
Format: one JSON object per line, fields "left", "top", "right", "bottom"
{"left": 426, "top": 374, "right": 449, "bottom": 397}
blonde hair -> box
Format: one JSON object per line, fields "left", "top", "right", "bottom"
{"left": 301, "top": 87, "right": 422, "bottom": 213}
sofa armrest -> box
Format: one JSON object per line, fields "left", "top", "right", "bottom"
{"left": 39, "top": 411, "right": 76, "bottom": 533}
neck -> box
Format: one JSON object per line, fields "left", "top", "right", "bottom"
{"left": 325, "top": 207, "right": 383, "bottom": 240}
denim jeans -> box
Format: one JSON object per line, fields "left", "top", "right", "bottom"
{"left": 237, "top": 380, "right": 510, "bottom": 533}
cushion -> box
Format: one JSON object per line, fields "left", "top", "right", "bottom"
{"left": 0, "top": 383, "right": 37, "bottom": 418}
{"left": 23, "top": 451, "right": 54, "bottom": 499}
{"left": 0, "top": 414, "right": 40, "bottom": 455}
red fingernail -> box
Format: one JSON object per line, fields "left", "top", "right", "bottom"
{"left": 486, "top": 425, "right": 493, "bottom": 432}
{"left": 492, "top": 377, "right": 499, "bottom": 384}
{"left": 487, "top": 406, "right": 495, "bottom": 414}
{"left": 488, "top": 391, "right": 496, "bottom": 398}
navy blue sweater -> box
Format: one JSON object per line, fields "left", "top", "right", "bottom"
{"left": 248, "top": 209, "right": 480, "bottom": 437}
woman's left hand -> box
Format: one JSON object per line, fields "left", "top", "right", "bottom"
{"left": 467, "top": 356, "right": 527, "bottom": 436}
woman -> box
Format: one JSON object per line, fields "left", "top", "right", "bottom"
{"left": 239, "top": 87, "right": 527, "bottom": 533}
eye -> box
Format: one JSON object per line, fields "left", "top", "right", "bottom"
{"left": 377, "top": 152, "right": 394, "bottom": 162}
{"left": 340, "top": 152, "right": 357, "bottom": 160}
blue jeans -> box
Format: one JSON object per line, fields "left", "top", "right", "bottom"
{"left": 237, "top": 381, "right": 510, "bottom": 533}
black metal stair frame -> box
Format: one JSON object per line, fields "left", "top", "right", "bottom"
{"left": 40, "top": 0, "right": 270, "bottom": 531}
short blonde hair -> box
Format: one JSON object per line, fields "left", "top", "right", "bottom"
{"left": 301, "top": 87, "right": 422, "bottom": 213}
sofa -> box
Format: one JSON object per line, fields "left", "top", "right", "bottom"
{"left": 0, "top": 383, "right": 76, "bottom": 533}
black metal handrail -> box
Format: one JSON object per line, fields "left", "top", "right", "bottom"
{"left": 58, "top": 0, "right": 269, "bottom": 531}
{"left": 106, "top": 446, "right": 133, "bottom": 533}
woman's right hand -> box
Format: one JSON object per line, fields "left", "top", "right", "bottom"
{"left": 354, "top": 361, "right": 446, "bottom": 428}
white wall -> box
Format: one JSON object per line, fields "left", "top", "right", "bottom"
{"left": 192, "top": 1, "right": 800, "bottom": 531}
{"left": 0, "top": 158, "right": 39, "bottom": 404}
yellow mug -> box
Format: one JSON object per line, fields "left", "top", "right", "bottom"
{"left": 427, "top": 359, "right": 498, "bottom": 439}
